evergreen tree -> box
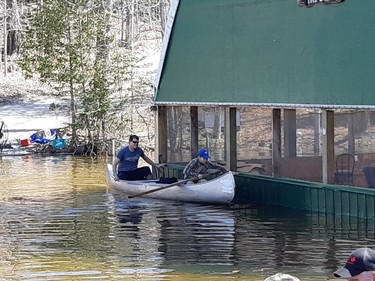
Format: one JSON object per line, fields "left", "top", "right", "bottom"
{"left": 16, "top": 0, "right": 170, "bottom": 155}
{"left": 20, "top": 0, "right": 130, "bottom": 153}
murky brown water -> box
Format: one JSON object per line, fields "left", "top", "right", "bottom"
{"left": 0, "top": 155, "right": 374, "bottom": 280}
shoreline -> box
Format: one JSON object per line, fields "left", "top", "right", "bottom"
{"left": 0, "top": 73, "right": 69, "bottom": 144}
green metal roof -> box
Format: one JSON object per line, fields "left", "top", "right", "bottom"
{"left": 154, "top": 0, "right": 375, "bottom": 109}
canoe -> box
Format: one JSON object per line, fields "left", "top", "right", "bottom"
{"left": 106, "top": 164, "right": 235, "bottom": 204}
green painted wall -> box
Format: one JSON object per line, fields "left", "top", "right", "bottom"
{"left": 235, "top": 173, "right": 375, "bottom": 220}
{"left": 156, "top": 0, "right": 375, "bottom": 107}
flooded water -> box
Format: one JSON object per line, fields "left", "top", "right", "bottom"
{"left": 0, "top": 155, "right": 374, "bottom": 280}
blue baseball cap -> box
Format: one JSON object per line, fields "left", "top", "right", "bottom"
{"left": 334, "top": 248, "right": 375, "bottom": 278}
{"left": 198, "top": 148, "right": 209, "bottom": 159}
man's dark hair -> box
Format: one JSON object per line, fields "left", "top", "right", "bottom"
{"left": 129, "top": 135, "right": 139, "bottom": 142}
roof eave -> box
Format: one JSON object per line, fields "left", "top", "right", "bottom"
{"left": 153, "top": 101, "right": 375, "bottom": 110}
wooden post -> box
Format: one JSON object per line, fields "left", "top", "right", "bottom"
{"left": 225, "top": 107, "right": 237, "bottom": 171}
{"left": 272, "top": 109, "right": 281, "bottom": 177}
{"left": 348, "top": 112, "right": 355, "bottom": 155}
{"left": 156, "top": 106, "right": 168, "bottom": 163}
{"left": 322, "top": 110, "right": 335, "bottom": 184}
{"left": 284, "top": 109, "right": 296, "bottom": 158}
{"left": 327, "top": 110, "right": 335, "bottom": 184}
{"left": 190, "top": 106, "right": 198, "bottom": 159}
{"left": 314, "top": 110, "right": 320, "bottom": 156}
{"left": 3, "top": 0, "right": 7, "bottom": 76}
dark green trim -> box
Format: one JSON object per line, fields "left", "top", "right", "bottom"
{"left": 235, "top": 173, "right": 375, "bottom": 219}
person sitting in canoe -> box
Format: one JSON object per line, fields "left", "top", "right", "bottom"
{"left": 183, "top": 148, "right": 228, "bottom": 180}
{"left": 112, "top": 134, "right": 164, "bottom": 181}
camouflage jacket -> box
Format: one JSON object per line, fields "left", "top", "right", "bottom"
{"left": 182, "top": 158, "right": 227, "bottom": 179}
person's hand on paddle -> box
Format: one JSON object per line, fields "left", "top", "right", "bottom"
{"left": 155, "top": 163, "right": 166, "bottom": 171}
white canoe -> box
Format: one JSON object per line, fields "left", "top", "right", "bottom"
{"left": 106, "top": 164, "right": 235, "bottom": 204}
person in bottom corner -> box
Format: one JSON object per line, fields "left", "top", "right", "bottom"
{"left": 183, "top": 148, "right": 228, "bottom": 180}
{"left": 112, "top": 134, "right": 164, "bottom": 181}
{"left": 333, "top": 247, "right": 375, "bottom": 280}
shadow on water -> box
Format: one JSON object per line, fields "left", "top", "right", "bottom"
{"left": 0, "top": 155, "right": 375, "bottom": 280}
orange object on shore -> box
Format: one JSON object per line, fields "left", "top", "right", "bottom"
{"left": 20, "top": 139, "right": 31, "bottom": 146}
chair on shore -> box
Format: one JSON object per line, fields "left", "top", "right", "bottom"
{"left": 334, "top": 153, "right": 355, "bottom": 186}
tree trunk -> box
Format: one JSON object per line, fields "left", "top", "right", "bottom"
{"left": 159, "top": 0, "right": 165, "bottom": 36}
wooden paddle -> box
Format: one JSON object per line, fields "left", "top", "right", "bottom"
{"left": 128, "top": 176, "right": 203, "bottom": 199}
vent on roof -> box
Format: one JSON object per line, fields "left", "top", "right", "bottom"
{"left": 297, "top": 0, "right": 344, "bottom": 8}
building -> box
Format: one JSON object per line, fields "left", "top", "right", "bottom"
{"left": 153, "top": 0, "right": 375, "bottom": 196}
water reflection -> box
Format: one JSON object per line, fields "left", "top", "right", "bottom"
{"left": 156, "top": 203, "right": 235, "bottom": 267}
{"left": 108, "top": 193, "right": 236, "bottom": 275}
{"left": 0, "top": 155, "right": 375, "bottom": 280}
{"left": 232, "top": 204, "right": 375, "bottom": 280}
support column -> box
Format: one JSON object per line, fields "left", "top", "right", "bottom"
{"left": 272, "top": 109, "right": 282, "bottom": 177}
{"left": 225, "top": 107, "right": 237, "bottom": 171}
{"left": 156, "top": 106, "right": 168, "bottom": 163}
{"left": 314, "top": 111, "right": 321, "bottom": 156}
{"left": 3, "top": 0, "right": 7, "bottom": 76}
{"left": 348, "top": 112, "right": 355, "bottom": 155}
{"left": 284, "top": 109, "right": 296, "bottom": 158}
{"left": 190, "top": 106, "right": 198, "bottom": 159}
{"left": 322, "top": 110, "right": 335, "bottom": 184}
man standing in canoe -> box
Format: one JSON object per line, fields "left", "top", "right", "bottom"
{"left": 183, "top": 148, "right": 228, "bottom": 180}
{"left": 112, "top": 135, "right": 164, "bottom": 181}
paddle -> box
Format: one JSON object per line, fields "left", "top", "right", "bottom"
{"left": 128, "top": 175, "right": 204, "bottom": 199}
